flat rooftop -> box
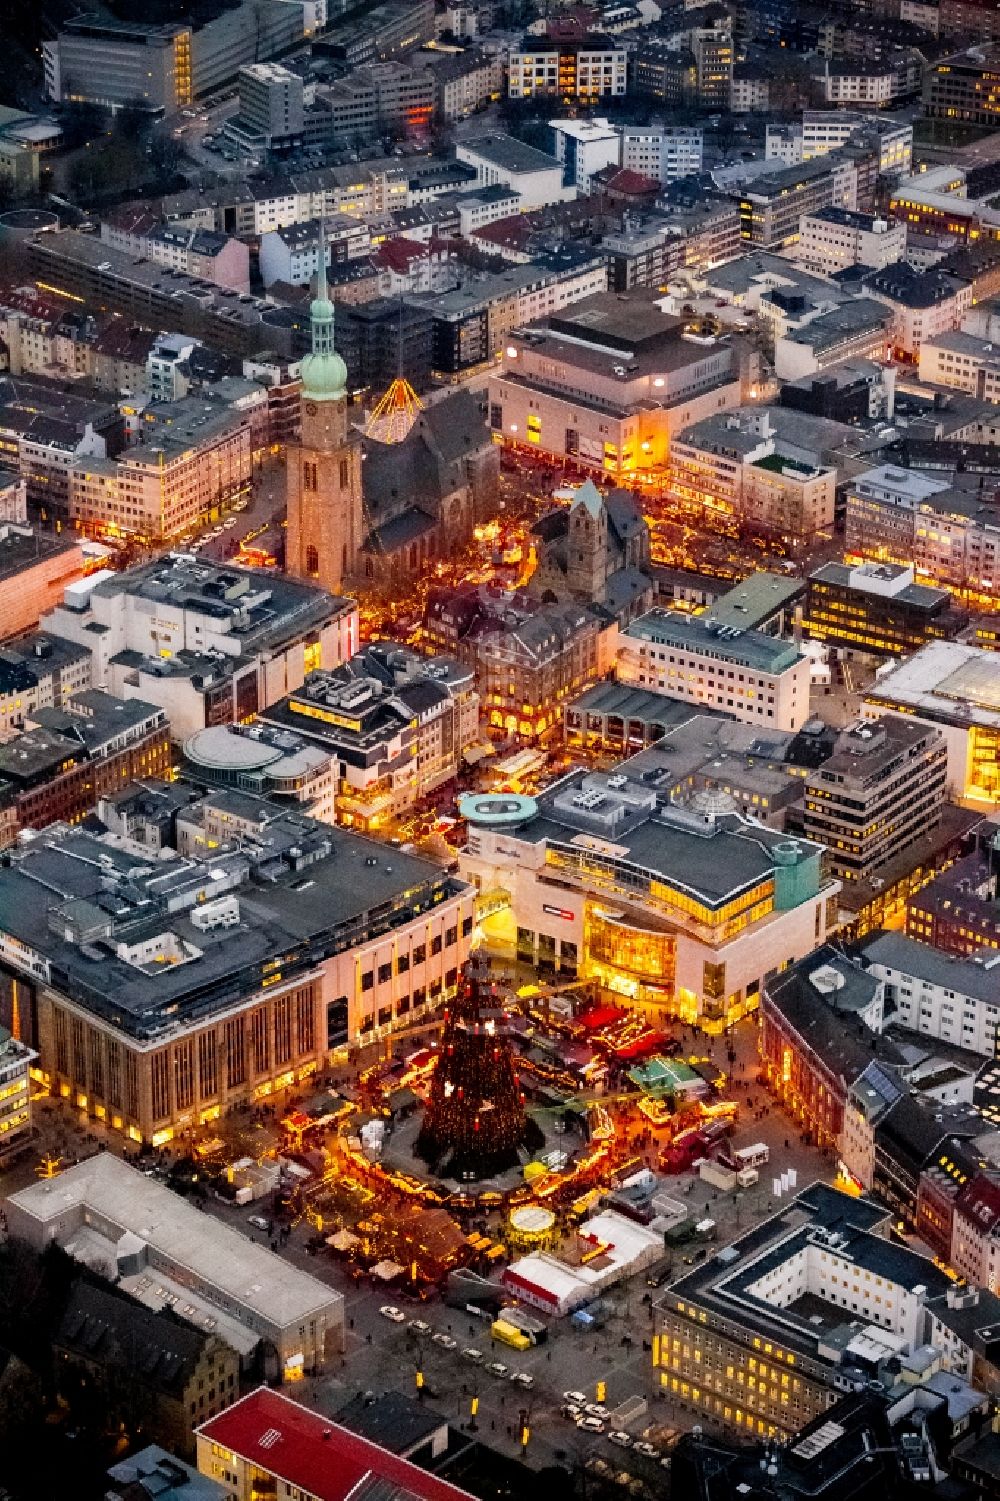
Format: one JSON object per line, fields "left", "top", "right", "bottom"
{"left": 809, "top": 561, "right": 950, "bottom": 611}
{"left": 659, "top": 1182, "right": 958, "bottom": 1363}
{"left": 8, "top": 1154, "right": 341, "bottom": 1332}
{"left": 459, "top": 132, "right": 561, "bottom": 175}
{"left": 624, "top": 606, "right": 804, "bottom": 674}
{"left": 705, "top": 572, "right": 805, "bottom": 632}
{"left": 510, "top": 765, "right": 826, "bottom": 909}
{"left": 0, "top": 801, "right": 464, "bottom": 1039}
{"left": 865, "top": 642, "right": 1000, "bottom": 730}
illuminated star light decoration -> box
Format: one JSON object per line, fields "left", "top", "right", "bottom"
{"left": 363, "top": 377, "right": 423, "bottom": 445}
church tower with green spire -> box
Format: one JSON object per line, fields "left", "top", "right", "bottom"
{"left": 286, "top": 224, "right": 363, "bottom": 595}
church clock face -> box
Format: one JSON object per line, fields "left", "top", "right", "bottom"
{"left": 304, "top": 401, "right": 318, "bottom": 415}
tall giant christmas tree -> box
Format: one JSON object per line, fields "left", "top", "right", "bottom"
{"left": 417, "top": 961, "right": 541, "bottom": 1180}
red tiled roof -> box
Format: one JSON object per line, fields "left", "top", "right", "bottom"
{"left": 470, "top": 215, "right": 530, "bottom": 249}
{"left": 376, "top": 236, "right": 430, "bottom": 273}
{"left": 598, "top": 167, "right": 659, "bottom": 196}
{"left": 198, "top": 1388, "right": 476, "bottom": 1501}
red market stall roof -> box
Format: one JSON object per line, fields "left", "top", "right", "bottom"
{"left": 614, "top": 1032, "right": 666, "bottom": 1060}
{"left": 578, "top": 1006, "right": 624, "bottom": 1033}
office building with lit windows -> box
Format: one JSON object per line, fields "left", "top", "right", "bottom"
{"left": 617, "top": 608, "right": 812, "bottom": 732}
{"left": 0, "top": 1025, "right": 36, "bottom": 1167}
{"left": 460, "top": 760, "right": 838, "bottom": 1031}
{"left": 0, "top": 691, "right": 170, "bottom": 849}
{"left": 863, "top": 641, "right": 1000, "bottom": 805}
{"left": 655, "top": 1181, "right": 993, "bottom": 1441}
{"left": 801, "top": 718, "right": 948, "bottom": 887}
{"left": 40, "top": 555, "right": 358, "bottom": 743}
{"left": 0, "top": 798, "right": 474, "bottom": 1144}
{"left": 805, "top": 562, "right": 961, "bottom": 657}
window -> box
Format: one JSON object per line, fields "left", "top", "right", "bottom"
{"left": 361, "top": 970, "right": 374, "bottom": 992}
{"left": 306, "top": 544, "right": 319, "bottom": 576}
{"left": 378, "top": 962, "right": 392, "bottom": 984}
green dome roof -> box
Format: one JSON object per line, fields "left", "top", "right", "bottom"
{"left": 301, "top": 250, "right": 347, "bottom": 400}
{"left": 301, "top": 344, "right": 348, "bottom": 401}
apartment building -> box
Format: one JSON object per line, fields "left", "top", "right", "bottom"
{"left": 0, "top": 804, "right": 473, "bottom": 1141}
{"left": 158, "top": 160, "right": 409, "bottom": 241}
{"left": 951, "top": 1176, "right": 1000, "bottom": 1291}
{"left": 620, "top": 125, "right": 703, "bottom": 183}
{"left": 507, "top": 36, "right": 628, "bottom": 100}
{"left": 258, "top": 214, "right": 372, "bottom": 289}
{"left": 0, "top": 691, "right": 170, "bottom": 848}
{"left": 549, "top": 118, "right": 620, "bottom": 194}
{"left": 459, "top": 761, "right": 836, "bottom": 1029}
{"left": 427, "top": 50, "right": 504, "bottom": 123}
{"left": 428, "top": 250, "right": 607, "bottom": 377}
{"left": 801, "top": 718, "right": 947, "bottom": 886}
{"left": 0, "top": 632, "right": 92, "bottom": 741}
{"left": 100, "top": 213, "right": 250, "bottom": 294}
{"left": 863, "top": 932, "right": 1000, "bottom": 1057}
{"left": 919, "top": 330, "right": 1000, "bottom": 397}
{"left": 866, "top": 263, "right": 972, "bottom": 360}
{"left": 425, "top": 589, "right": 616, "bottom": 745}
{"left": 602, "top": 201, "right": 741, "bottom": 291}
{"left": 40, "top": 555, "right": 358, "bottom": 742}
{"left": 0, "top": 522, "right": 85, "bottom": 641}
{"left": 65, "top": 395, "right": 257, "bottom": 544}
{"left": 845, "top": 465, "right": 1000, "bottom": 609}
{"left": 760, "top": 947, "right": 894, "bottom": 1154}
{"left": 617, "top": 607, "right": 812, "bottom": 732}
{"left": 797, "top": 208, "right": 906, "bottom": 276}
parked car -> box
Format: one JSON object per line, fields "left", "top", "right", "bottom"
{"left": 379, "top": 1305, "right": 405, "bottom": 1323}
